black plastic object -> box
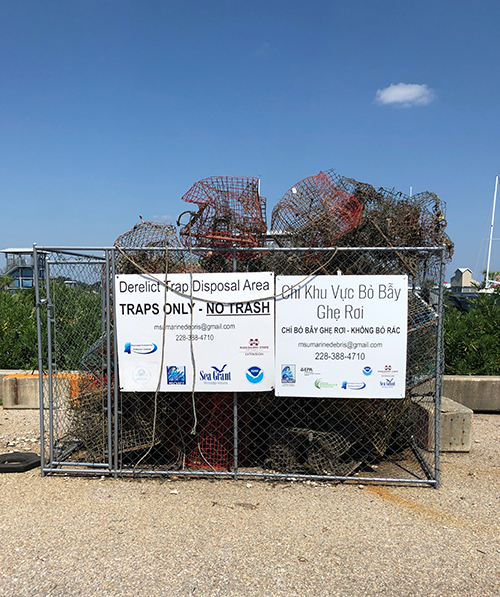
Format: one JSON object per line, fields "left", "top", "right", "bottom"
{"left": 0, "top": 452, "right": 41, "bottom": 473}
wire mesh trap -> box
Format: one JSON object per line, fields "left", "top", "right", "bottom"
{"left": 114, "top": 219, "right": 202, "bottom": 274}
{"left": 269, "top": 169, "right": 452, "bottom": 287}
{"left": 179, "top": 176, "right": 267, "bottom": 252}
{"left": 271, "top": 170, "right": 363, "bottom": 248}
{"left": 266, "top": 427, "right": 359, "bottom": 477}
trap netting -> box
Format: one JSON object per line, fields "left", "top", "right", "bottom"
{"left": 114, "top": 219, "right": 202, "bottom": 274}
{"left": 270, "top": 170, "right": 363, "bottom": 248}
{"left": 270, "top": 169, "right": 453, "bottom": 281}
{"left": 179, "top": 176, "right": 267, "bottom": 250}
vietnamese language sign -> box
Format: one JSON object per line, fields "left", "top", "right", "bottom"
{"left": 115, "top": 272, "right": 275, "bottom": 392}
{"left": 275, "top": 275, "right": 408, "bottom": 398}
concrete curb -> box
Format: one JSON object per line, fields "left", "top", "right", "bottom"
{"left": 443, "top": 375, "right": 500, "bottom": 412}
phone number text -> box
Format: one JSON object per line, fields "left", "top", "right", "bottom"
{"left": 175, "top": 334, "right": 215, "bottom": 342}
{"left": 315, "top": 352, "right": 366, "bottom": 361}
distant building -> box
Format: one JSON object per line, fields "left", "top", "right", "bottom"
{"left": 450, "top": 268, "right": 478, "bottom": 296}
{"left": 1, "top": 248, "right": 45, "bottom": 290}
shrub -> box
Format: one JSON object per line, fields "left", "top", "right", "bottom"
{"left": 0, "top": 288, "right": 38, "bottom": 369}
{"left": 0, "top": 281, "right": 102, "bottom": 371}
{"left": 444, "top": 288, "right": 500, "bottom": 375}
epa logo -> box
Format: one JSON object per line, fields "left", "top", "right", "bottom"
{"left": 246, "top": 366, "right": 264, "bottom": 384}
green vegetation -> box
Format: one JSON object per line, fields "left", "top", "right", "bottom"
{"left": 0, "top": 281, "right": 102, "bottom": 371}
{"left": 0, "top": 287, "right": 38, "bottom": 369}
{"left": 444, "top": 288, "right": 500, "bottom": 375}
{"left": 49, "top": 280, "right": 102, "bottom": 370}
{"left": 482, "top": 269, "right": 500, "bottom": 285}
{"left": 0, "top": 275, "right": 13, "bottom": 290}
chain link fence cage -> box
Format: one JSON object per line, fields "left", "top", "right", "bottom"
{"left": 34, "top": 243, "right": 446, "bottom": 486}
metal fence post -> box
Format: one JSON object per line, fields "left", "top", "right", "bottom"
{"left": 433, "top": 246, "right": 447, "bottom": 488}
{"left": 33, "top": 245, "right": 46, "bottom": 476}
{"left": 111, "top": 248, "right": 119, "bottom": 477}
{"left": 105, "top": 250, "right": 113, "bottom": 473}
{"left": 44, "top": 254, "right": 55, "bottom": 468}
{"left": 232, "top": 247, "right": 239, "bottom": 480}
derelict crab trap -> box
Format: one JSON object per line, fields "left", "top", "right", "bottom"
{"left": 34, "top": 242, "right": 446, "bottom": 487}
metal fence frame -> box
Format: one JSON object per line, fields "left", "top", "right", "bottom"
{"left": 34, "top": 244, "right": 446, "bottom": 487}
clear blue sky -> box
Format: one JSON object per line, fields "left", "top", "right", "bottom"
{"left": 1, "top": 0, "right": 500, "bottom": 280}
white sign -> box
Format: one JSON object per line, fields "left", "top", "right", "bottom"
{"left": 115, "top": 272, "right": 275, "bottom": 392}
{"left": 275, "top": 275, "right": 408, "bottom": 398}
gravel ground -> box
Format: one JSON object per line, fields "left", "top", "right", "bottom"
{"left": 0, "top": 407, "right": 499, "bottom": 597}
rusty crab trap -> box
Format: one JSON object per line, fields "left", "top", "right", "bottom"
{"left": 178, "top": 176, "right": 267, "bottom": 269}
{"left": 269, "top": 169, "right": 453, "bottom": 278}
{"left": 264, "top": 169, "right": 363, "bottom": 276}
{"left": 266, "top": 427, "right": 360, "bottom": 477}
{"left": 63, "top": 374, "right": 174, "bottom": 465}
{"left": 270, "top": 170, "right": 362, "bottom": 249}
{"left": 332, "top": 174, "right": 453, "bottom": 277}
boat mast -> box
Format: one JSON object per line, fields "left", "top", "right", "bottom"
{"left": 485, "top": 175, "right": 499, "bottom": 288}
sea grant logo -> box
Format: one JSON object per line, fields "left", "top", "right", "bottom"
{"left": 246, "top": 366, "right": 264, "bottom": 384}
{"left": 124, "top": 342, "right": 157, "bottom": 355}
{"left": 199, "top": 364, "right": 231, "bottom": 384}
{"left": 281, "top": 365, "right": 296, "bottom": 384}
{"left": 167, "top": 366, "right": 186, "bottom": 385}
{"left": 380, "top": 378, "right": 396, "bottom": 388}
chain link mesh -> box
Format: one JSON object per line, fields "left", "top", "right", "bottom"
{"left": 37, "top": 246, "right": 444, "bottom": 485}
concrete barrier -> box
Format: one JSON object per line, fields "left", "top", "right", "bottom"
{"left": 1, "top": 372, "right": 84, "bottom": 409}
{"left": 414, "top": 396, "right": 473, "bottom": 452}
{"left": 443, "top": 375, "right": 500, "bottom": 412}
{"left": 2, "top": 372, "right": 47, "bottom": 409}
{"left": 0, "top": 370, "right": 26, "bottom": 405}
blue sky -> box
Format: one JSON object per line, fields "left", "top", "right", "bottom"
{"left": 1, "top": 0, "right": 500, "bottom": 280}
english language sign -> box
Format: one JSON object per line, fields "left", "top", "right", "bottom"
{"left": 115, "top": 272, "right": 275, "bottom": 392}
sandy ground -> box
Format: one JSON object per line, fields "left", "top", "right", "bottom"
{"left": 0, "top": 407, "right": 499, "bottom": 597}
